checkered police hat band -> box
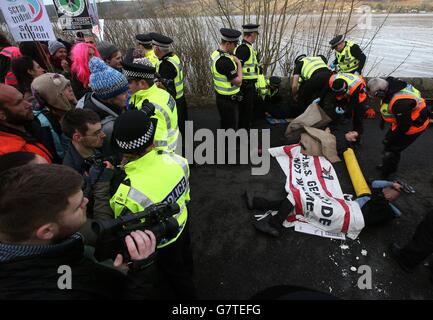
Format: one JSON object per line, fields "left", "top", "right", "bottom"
{"left": 116, "top": 122, "right": 155, "bottom": 150}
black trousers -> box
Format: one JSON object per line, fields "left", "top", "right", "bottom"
{"left": 296, "top": 70, "right": 331, "bottom": 117}
{"left": 216, "top": 94, "right": 239, "bottom": 130}
{"left": 251, "top": 196, "right": 293, "bottom": 228}
{"left": 157, "top": 219, "right": 196, "bottom": 299}
{"left": 399, "top": 210, "right": 433, "bottom": 268}
{"left": 381, "top": 131, "right": 424, "bottom": 176}
{"left": 239, "top": 81, "right": 256, "bottom": 130}
{"left": 176, "top": 95, "right": 188, "bottom": 139}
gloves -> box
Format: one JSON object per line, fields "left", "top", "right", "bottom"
{"left": 312, "top": 98, "right": 321, "bottom": 105}
{"left": 365, "top": 107, "right": 376, "bottom": 119}
{"left": 329, "top": 63, "right": 335, "bottom": 70}
{"left": 354, "top": 71, "right": 360, "bottom": 76}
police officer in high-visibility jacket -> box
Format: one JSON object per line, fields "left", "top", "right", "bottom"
{"left": 291, "top": 54, "right": 331, "bottom": 116}
{"left": 211, "top": 28, "right": 243, "bottom": 130}
{"left": 151, "top": 33, "right": 188, "bottom": 141}
{"left": 122, "top": 55, "right": 179, "bottom": 153}
{"left": 324, "top": 72, "right": 368, "bottom": 145}
{"left": 235, "top": 24, "right": 260, "bottom": 129}
{"left": 110, "top": 109, "right": 195, "bottom": 299}
{"left": 367, "top": 77, "right": 430, "bottom": 178}
{"left": 329, "top": 35, "right": 366, "bottom": 75}
{"left": 135, "top": 33, "right": 159, "bottom": 67}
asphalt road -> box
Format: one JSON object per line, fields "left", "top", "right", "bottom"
{"left": 186, "top": 98, "right": 433, "bottom": 300}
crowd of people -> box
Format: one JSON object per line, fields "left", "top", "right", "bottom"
{"left": 0, "top": 22, "right": 432, "bottom": 300}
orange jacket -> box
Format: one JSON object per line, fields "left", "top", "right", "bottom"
{"left": 0, "top": 130, "right": 53, "bottom": 163}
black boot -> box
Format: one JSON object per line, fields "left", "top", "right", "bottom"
{"left": 388, "top": 243, "right": 416, "bottom": 273}
{"left": 253, "top": 214, "right": 281, "bottom": 237}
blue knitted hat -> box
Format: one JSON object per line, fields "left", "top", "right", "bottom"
{"left": 89, "top": 57, "right": 128, "bottom": 100}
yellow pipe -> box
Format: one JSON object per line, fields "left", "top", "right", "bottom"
{"left": 343, "top": 148, "right": 371, "bottom": 197}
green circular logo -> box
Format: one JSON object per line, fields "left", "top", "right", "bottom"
{"left": 54, "top": 0, "right": 85, "bottom": 17}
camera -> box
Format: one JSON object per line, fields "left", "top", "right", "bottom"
{"left": 92, "top": 202, "right": 180, "bottom": 262}
{"left": 84, "top": 154, "right": 115, "bottom": 168}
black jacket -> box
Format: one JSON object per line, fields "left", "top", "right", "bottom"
{"left": 0, "top": 234, "right": 157, "bottom": 300}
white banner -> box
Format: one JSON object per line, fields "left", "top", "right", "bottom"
{"left": 0, "top": 0, "right": 56, "bottom": 42}
{"left": 269, "top": 145, "right": 365, "bottom": 240}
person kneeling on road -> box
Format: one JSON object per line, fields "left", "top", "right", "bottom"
{"left": 0, "top": 164, "right": 157, "bottom": 300}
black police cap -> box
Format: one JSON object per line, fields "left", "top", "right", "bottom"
{"left": 220, "top": 28, "right": 242, "bottom": 42}
{"left": 122, "top": 57, "right": 156, "bottom": 80}
{"left": 329, "top": 35, "right": 344, "bottom": 49}
{"left": 136, "top": 33, "right": 153, "bottom": 45}
{"left": 150, "top": 33, "right": 173, "bottom": 48}
{"left": 242, "top": 23, "right": 260, "bottom": 33}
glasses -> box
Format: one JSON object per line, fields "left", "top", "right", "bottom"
{"left": 84, "top": 129, "right": 104, "bottom": 138}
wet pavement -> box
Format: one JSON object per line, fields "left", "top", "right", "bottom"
{"left": 187, "top": 98, "right": 433, "bottom": 300}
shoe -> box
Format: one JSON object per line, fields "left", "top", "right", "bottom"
{"left": 388, "top": 243, "right": 416, "bottom": 273}
{"left": 253, "top": 215, "right": 280, "bottom": 237}
{"left": 245, "top": 190, "right": 255, "bottom": 210}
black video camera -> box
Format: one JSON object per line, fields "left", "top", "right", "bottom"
{"left": 92, "top": 203, "right": 180, "bottom": 262}
{"left": 84, "top": 153, "right": 116, "bottom": 169}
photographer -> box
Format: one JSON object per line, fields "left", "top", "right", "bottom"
{"left": 0, "top": 164, "right": 157, "bottom": 300}
{"left": 110, "top": 109, "right": 196, "bottom": 299}
{"left": 61, "top": 109, "right": 115, "bottom": 245}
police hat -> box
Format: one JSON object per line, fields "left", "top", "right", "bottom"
{"left": 220, "top": 28, "right": 242, "bottom": 42}
{"left": 122, "top": 57, "right": 156, "bottom": 80}
{"left": 331, "top": 78, "right": 347, "bottom": 95}
{"left": 136, "top": 33, "right": 153, "bottom": 46}
{"left": 113, "top": 110, "right": 157, "bottom": 154}
{"left": 294, "top": 54, "right": 307, "bottom": 64}
{"left": 150, "top": 33, "right": 173, "bottom": 48}
{"left": 242, "top": 23, "right": 260, "bottom": 33}
{"left": 269, "top": 76, "right": 281, "bottom": 87}
{"left": 329, "top": 35, "right": 344, "bottom": 49}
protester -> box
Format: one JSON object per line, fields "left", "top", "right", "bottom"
{"left": 0, "top": 32, "right": 21, "bottom": 85}
{"left": 61, "top": 109, "right": 115, "bottom": 245}
{"left": 0, "top": 164, "right": 158, "bottom": 299}
{"left": 78, "top": 57, "right": 129, "bottom": 158}
{"left": 70, "top": 42, "right": 101, "bottom": 99}
{"left": 31, "top": 73, "right": 77, "bottom": 159}
{"left": 19, "top": 42, "right": 51, "bottom": 71}
{"left": 0, "top": 151, "right": 48, "bottom": 173}
{"left": 0, "top": 84, "right": 54, "bottom": 163}
{"left": 11, "top": 56, "right": 45, "bottom": 96}
{"left": 97, "top": 41, "right": 122, "bottom": 71}
{"left": 48, "top": 40, "right": 71, "bottom": 76}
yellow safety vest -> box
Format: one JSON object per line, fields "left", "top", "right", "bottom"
{"left": 156, "top": 54, "right": 184, "bottom": 100}
{"left": 235, "top": 42, "right": 259, "bottom": 80}
{"left": 381, "top": 84, "right": 429, "bottom": 135}
{"left": 335, "top": 40, "right": 360, "bottom": 73}
{"left": 211, "top": 50, "right": 240, "bottom": 96}
{"left": 110, "top": 149, "right": 190, "bottom": 248}
{"left": 144, "top": 49, "right": 159, "bottom": 67}
{"left": 129, "top": 85, "right": 179, "bottom": 152}
{"left": 300, "top": 57, "right": 328, "bottom": 81}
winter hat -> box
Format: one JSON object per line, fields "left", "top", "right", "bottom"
{"left": 97, "top": 41, "right": 119, "bottom": 61}
{"left": 331, "top": 78, "right": 347, "bottom": 95}
{"left": 48, "top": 40, "right": 66, "bottom": 55}
{"left": 31, "top": 73, "right": 74, "bottom": 111}
{"left": 113, "top": 110, "right": 157, "bottom": 154}
{"left": 89, "top": 57, "right": 129, "bottom": 100}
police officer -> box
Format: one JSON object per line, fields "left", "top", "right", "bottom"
{"left": 367, "top": 77, "right": 430, "bottom": 178}
{"left": 322, "top": 72, "right": 368, "bottom": 144}
{"left": 135, "top": 33, "right": 159, "bottom": 67}
{"left": 329, "top": 35, "right": 366, "bottom": 75}
{"left": 211, "top": 28, "right": 243, "bottom": 130}
{"left": 122, "top": 55, "right": 179, "bottom": 153}
{"left": 291, "top": 54, "right": 331, "bottom": 116}
{"left": 110, "top": 109, "right": 195, "bottom": 299}
{"left": 151, "top": 33, "right": 187, "bottom": 141}
{"left": 235, "top": 23, "right": 260, "bottom": 129}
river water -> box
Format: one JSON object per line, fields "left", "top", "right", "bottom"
{"left": 346, "top": 14, "right": 433, "bottom": 77}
